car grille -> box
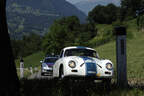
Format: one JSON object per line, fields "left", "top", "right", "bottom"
{"left": 86, "top": 63, "right": 97, "bottom": 76}
{"left": 48, "top": 65, "right": 53, "bottom": 68}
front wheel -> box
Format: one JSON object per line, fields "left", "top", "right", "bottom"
{"left": 59, "top": 66, "right": 64, "bottom": 80}
{"left": 41, "top": 72, "right": 44, "bottom": 76}
{"left": 102, "top": 78, "right": 111, "bottom": 84}
{"left": 102, "top": 78, "right": 111, "bottom": 90}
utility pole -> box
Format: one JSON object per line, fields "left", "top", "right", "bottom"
{"left": 115, "top": 26, "right": 128, "bottom": 87}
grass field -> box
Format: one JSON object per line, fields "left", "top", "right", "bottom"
{"left": 95, "top": 20, "right": 144, "bottom": 78}
{"left": 15, "top": 51, "right": 44, "bottom": 68}
{"left": 95, "top": 19, "right": 144, "bottom": 86}
{"left": 95, "top": 32, "right": 144, "bottom": 83}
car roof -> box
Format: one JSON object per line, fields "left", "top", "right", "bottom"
{"left": 63, "top": 46, "right": 96, "bottom": 51}
{"left": 45, "top": 57, "right": 58, "bottom": 59}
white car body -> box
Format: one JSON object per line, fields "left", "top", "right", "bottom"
{"left": 53, "top": 46, "right": 114, "bottom": 80}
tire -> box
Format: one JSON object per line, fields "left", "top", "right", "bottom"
{"left": 41, "top": 72, "right": 44, "bottom": 76}
{"left": 41, "top": 66, "right": 44, "bottom": 76}
{"left": 102, "top": 78, "right": 111, "bottom": 84}
{"left": 102, "top": 78, "right": 111, "bottom": 90}
{"left": 59, "top": 65, "right": 64, "bottom": 80}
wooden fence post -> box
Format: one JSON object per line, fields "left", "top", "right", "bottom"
{"left": 30, "top": 67, "right": 33, "bottom": 74}
{"left": 115, "top": 26, "right": 128, "bottom": 87}
{"left": 20, "top": 57, "right": 24, "bottom": 78}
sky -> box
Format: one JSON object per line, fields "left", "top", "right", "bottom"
{"left": 66, "top": 0, "right": 120, "bottom": 4}
{"left": 66, "top": 0, "right": 84, "bottom": 4}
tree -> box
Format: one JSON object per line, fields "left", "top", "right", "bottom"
{"left": 0, "top": 0, "right": 20, "bottom": 95}
{"left": 88, "top": 4, "right": 119, "bottom": 24}
{"left": 77, "top": 23, "right": 97, "bottom": 45}
{"left": 11, "top": 39, "right": 22, "bottom": 59}
{"left": 22, "top": 33, "right": 42, "bottom": 56}
{"left": 11, "top": 33, "right": 42, "bottom": 58}
{"left": 42, "top": 16, "right": 80, "bottom": 55}
{"left": 120, "top": 0, "right": 144, "bottom": 21}
{"left": 42, "top": 16, "right": 97, "bottom": 55}
{"left": 137, "top": 14, "right": 144, "bottom": 32}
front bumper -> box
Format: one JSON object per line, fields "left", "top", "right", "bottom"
{"left": 63, "top": 75, "right": 112, "bottom": 81}
{"left": 64, "top": 68, "right": 113, "bottom": 79}
{"left": 41, "top": 68, "right": 53, "bottom": 75}
{"left": 64, "top": 70, "right": 113, "bottom": 79}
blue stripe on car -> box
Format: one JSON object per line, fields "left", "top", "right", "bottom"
{"left": 80, "top": 57, "right": 97, "bottom": 76}
{"left": 76, "top": 46, "right": 87, "bottom": 49}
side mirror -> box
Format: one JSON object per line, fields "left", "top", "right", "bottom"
{"left": 40, "top": 61, "right": 43, "bottom": 63}
{"left": 57, "top": 55, "right": 60, "bottom": 58}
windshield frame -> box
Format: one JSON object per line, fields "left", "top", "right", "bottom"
{"left": 64, "top": 48, "right": 99, "bottom": 58}
{"left": 44, "top": 57, "right": 58, "bottom": 63}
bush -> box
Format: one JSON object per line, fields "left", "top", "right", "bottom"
{"left": 88, "top": 29, "right": 114, "bottom": 47}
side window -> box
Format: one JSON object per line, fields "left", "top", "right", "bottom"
{"left": 60, "top": 50, "right": 64, "bottom": 58}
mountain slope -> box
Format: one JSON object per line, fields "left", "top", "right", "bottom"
{"left": 6, "top": 0, "right": 86, "bottom": 39}
{"left": 74, "top": 0, "right": 120, "bottom": 15}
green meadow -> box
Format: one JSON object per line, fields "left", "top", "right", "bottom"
{"left": 95, "top": 19, "right": 144, "bottom": 80}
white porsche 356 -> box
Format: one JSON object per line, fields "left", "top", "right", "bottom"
{"left": 53, "top": 46, "right": 113, "bottom": 82}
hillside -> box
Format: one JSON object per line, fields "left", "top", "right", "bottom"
{"left": 96, "top": 33, "right": 144, "bottom": 80}
{"left": 6, "top": 0, "right": 86, "bottom": 39}
{"left": 74, "top": 0, "right": 120, "bottom": 15}
{"left": 95, "top": 19, "right": 144, "bottom": 79}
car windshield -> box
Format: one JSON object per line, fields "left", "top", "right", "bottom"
{"left": 44, "top": 58, "right": 58, "bottom": 63}
{"left": 64, "top": 49, "right": 98, "bottom": 58}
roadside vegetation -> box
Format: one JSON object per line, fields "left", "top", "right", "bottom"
{"left": 95, "top": 27, "right": 144, "bottom": 81}
{"left": 20, "top": 79, "right": 144, "bottom": 96}
{"left": 16, "top": 51, "right": 44, "bottom": 78}
{"left": 15, "top": 51, "right": 44, "bottom": 68}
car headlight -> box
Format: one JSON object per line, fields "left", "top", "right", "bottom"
{"left": 42, "top": 63, "right": 48, "bottom": 68}
{"left": 106, "top": 63, "right": 113, "bottom": 70}
{"left": 68, "top": 60, "right": 76, "bottom": 68}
